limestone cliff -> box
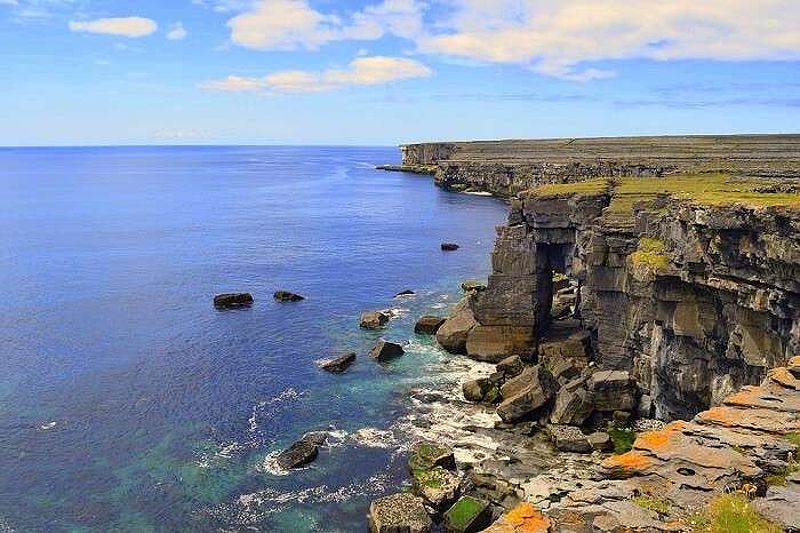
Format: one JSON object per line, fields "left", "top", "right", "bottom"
{"left": 399, "top": 135, "right": 800, "bottom": 198}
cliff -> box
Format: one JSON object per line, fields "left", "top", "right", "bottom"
{"left": 399, "top": 135, "right": 800, "bottom": 198}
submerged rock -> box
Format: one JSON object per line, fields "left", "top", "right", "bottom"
{"left": 441, "top": 243, "right": 461, "bottom": 251}
{"left": 318, "top": 352, "right": 356, "bottom": 373}
{"left": 276, "top": 431, "right": 327, "bottom": 470}
{"left": 415, "top": 316, "right": 446, "bottom": 335}
{"left": 369, "top": 339, "right": 405, "bottom": 361}
{"left": 368, "top": 492, "right": 433, "bottom": 533}
{"left": 396, "top": 289, "right": 416, "bottom": 297}
{"left": 273, "top": 290, "right": 304, "bottom": 302}
{"left": 213, "top": 293, "right": 254, "bottom": 309}
{"left": 361, "top": 310, "right": 390, "bottom": 329}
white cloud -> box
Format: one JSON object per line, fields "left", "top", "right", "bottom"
{"left": 226, "top": 0, "right": 425, "bottom": 50}
{"left": 418, "top": 0, "right": 800, "bottom": 80}
{"left": 200, "top": 56, "right": 432, "bottom": 94}
{"left": 69, "top": 17, "right": 157, "bottom": 38}
{"left": 167, "top": 22, "right": 188, "bottom": 40}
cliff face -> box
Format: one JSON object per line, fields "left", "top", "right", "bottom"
{"left": 400, "top": 135, "right": 800, "bottom": 198}
{"left": 442, "top": 171, "right": 800, "bottom": 421}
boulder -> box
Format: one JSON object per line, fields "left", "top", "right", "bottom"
{"left": 368, "top": 492, "right": 433, "bottom": 533}
{"left": 276, "top": 432, "right": 327, "bottom": 469}
{"left": 361, "top": 310, "right": 390, "bottom": 329}
{"left": 548, "top": 425, "right": 591, "bottom": 453}
{"left": 441, "top": 243, "right": 460, "bottom": 251}
{"left": 396, "top": 289, "right": 416, "bottom": 297}
{"left": 496, "top": 366, "right": 558, "bottom": 423}
{"left": 436, "top": 299, "right": 478, "bottom": 354}
{"left": 273, "top": 290, "right": 304, "bottom": 302}
{"left": 589, "top": 370, "right": 637, "bottom": 412}
{"left": 443, "top": 496, "right": 491, "bottom": 533}
{"left": 461, "top": 280, "right": 487, "bottom": 293}
{"left": 496, "top": 355, "right": 524, "bottom": 379}
{"left": 213, "top": 293, "right": 253, "bottom": 309}
{"left": 408, "top": 442, "right": 456, "bottom": 472}
{"left": 462, "top": 378, "right": 500, "bottom": 404}
{"left": 369, "top": 339, "right": 405, "bottom": 361}
{"left": 549, "top": 378, "right": 594, "bottom": 426}
{"left": 788, "top": 355, "right": 800, "bottom": 378}
{"left": 412, "top": 466, "right": 461, "bottom": 510}
{"left": 587, "top": 431, "right": 612, "bottom": 451}
{"left": 318, "top": 352, "right": 356, "bottom": 373}
{"left": 415, "top": 316, "right": 446, "bottom": 335}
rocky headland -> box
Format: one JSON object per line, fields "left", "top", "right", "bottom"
{"left": 371, "top": 135, "right": 800, "bottom": 533}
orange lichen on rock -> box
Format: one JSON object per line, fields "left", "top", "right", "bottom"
{"left": 601, "top": 450, "right": 654, "bottom": 478}
{"left": 768, "top": 367, "right": 800, "bottom": 390}
{"left": 481, "top": 502, "right": 551, "bottom": 533}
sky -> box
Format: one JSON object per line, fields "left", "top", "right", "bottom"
{"left": 1, "top": 0, "right": 799, "bottom": 146}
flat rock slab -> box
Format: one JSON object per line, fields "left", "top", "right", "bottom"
{"left": 213, "top": 293, "right": 253, "bottom": 309}
{"left": 368, "top": 493, "right": 433, "bottom": 533}
{"left": 482, "top": 502, "right": 551, "bottom": 533}
{"left": 318, "top": 352, "right": 356, "bottom": 373}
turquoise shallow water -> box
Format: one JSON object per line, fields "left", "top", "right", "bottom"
{"left": 0, "top": 146, "right": 508, "bottom": 532}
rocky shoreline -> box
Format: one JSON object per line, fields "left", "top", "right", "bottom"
{"left": 367, "top": 136, "right": 800, "bottom": 532}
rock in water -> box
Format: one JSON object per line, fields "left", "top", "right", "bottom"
{"left": 369, "top": 339, "right": 405, "bottom": 361}
{"left": 408, "top": 442, "right": 456, "bottom": 472}
{"left": 213, "top": 293, "right": 254, "bottom": 309}
{"left": 441, "top": 243, "right": 460, "bottom": 251}
{"left": 368, "top": 492, "right": 432, "bottom": 533}
{"left": 444, "top": 496, "right": 491, "bottom": 533}
{"left": 462, "top": 378, "right": 500, "bottom": 404}
{"left": 360, "top": 310, "right": 390, "bottom": 329}
{"left": 415, "top": 316, "right": 446, "bottom": 335}
{"left": 276, "top": 432, "right": 327, "bottom": 470}
{"left": 395, "top": 289, "right": 416, "bottom": 297}
{"left": 318, "top": 352, "right": 356, "bottom": 373}
{"left": 436, "top": 298, "right": 478, "bottom": 354}
{"left": 273, "top": 290, "right": 304, "bottom": 302}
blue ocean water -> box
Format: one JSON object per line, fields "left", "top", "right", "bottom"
{"left": 0, "top": 146, "right": 507, "bottom": 532}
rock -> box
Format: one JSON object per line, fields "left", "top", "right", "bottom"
{"left": 444, "top": 496, "right": 491, "bottom": 533}
{"left": 412, "top": 466, "right": 461, "bottom": 510}
{"left": 548, "top": 425, "right": 591, "bottom": 453}
{"left": 276, "top": 432, "right": 327, "bottom": 469}
{"left": 461, "top": 280, "right": 487, "bottom": 293}
{"left": 318, "top": 352, "right": 356, "bottom": 373}
{"left": 437, "top": 298, "right": 478, "bottom": 354}
{"left": 613, "top": 410, "right": 632, "bottom": 427}
{"left": 408, "top": 442, "right": 456, "bottom": 472}
{"left": 496, "top": 356, "right": 524, "bottom": 379}
{"left": 396, "top": 289, "right": 416, "bottom": 297}
{"left": 589, "top": 370, "right": 637, "bottom": 412}
{"left": 587, "top": 431, "right": 612, "bottom": 451}
{"left": 213, "top": 293, "right": 253, "bottom": 309}
{"left": 442, "top": 243, "right": 460, "bottom": 251}
{"left": 553, "top": 273, "right": 571, "bottom": 292}
{"left": 549, "top": 378, "right": 594, "bottom": 426}
{"left": 788, "top": 355, "right": 800, "bottom": 378}
{"left": 273, "top": 290, "right": 304, "bottom": 302}
{"left": 463, "top": 378, "right": 500, "bottom": 404}
{"left": 481, "top": 502, "right": 551, "bottom": 533}
{"left": 496, "top": 366, "right": 558, "bottom": 423}
{"left": 369, "top": 339, "right": 405, "bottom": 361}
{"left": 368, "top": 492, "right": 433, "bottom": 533}
{"left": 415, "top": 316, "right": 446, "bottom": 335}
{"left": 361, "top": 310, "right": 390, "bottom": 329}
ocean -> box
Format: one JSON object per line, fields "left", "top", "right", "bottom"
{"left": 0, "top": 146, "right": 508, "bottom": 532}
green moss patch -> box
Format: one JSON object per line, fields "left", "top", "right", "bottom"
{"left": 445, "top": 496, "right": 489, "bottom": 532}
{"left": 607, "top": 426, "right": 636, "bottom": 454}
{"left": 629, "top": 237, "right": 670, "bottom": 272}
{"left": 633, "top": 495, "right": 672, "bottom": 515}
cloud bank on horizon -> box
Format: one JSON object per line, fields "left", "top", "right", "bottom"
{"left": 1, "top": 0, "right": 799, "bottom": 144}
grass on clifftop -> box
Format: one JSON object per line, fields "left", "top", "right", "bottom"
{"left": 689, "top": 494, "right": 782, "bottom": 533}
{"left": 525, "top": 174, "right": 800, "bottom": 225}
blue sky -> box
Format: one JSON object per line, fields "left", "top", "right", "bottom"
{"left": 1, "top": 0, "right": 799, "bottom": 146}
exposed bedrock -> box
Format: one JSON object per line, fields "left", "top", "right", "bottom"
{"left": 399, "top": 135, "right": 800, "bottom": 198}
{"left": 437, "top": 178, "right": 800, "bottom": 421}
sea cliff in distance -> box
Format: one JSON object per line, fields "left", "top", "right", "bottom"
{"left": 368, "top": 134, "right": 800, "bottom": 533}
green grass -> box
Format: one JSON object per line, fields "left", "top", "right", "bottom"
{"left": 784, "top": 432, "right": 800, "bottom": 447}
{"left": 691, "top": 494, "right": 782, "bottom": 533}
{"left": 633, "top": 495, "right": 672, "bottom": 515}
{"left": 445, "top": 496, "right": 487, "bottom": 531}
{"left": 607, "top": 426, "right": 636, "bottom": 454}
{"left": 526, "top": 178, "right": 610, "bottom": 199}
{"left": 629, "top": 237, "right": 670, "bottom": 271}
